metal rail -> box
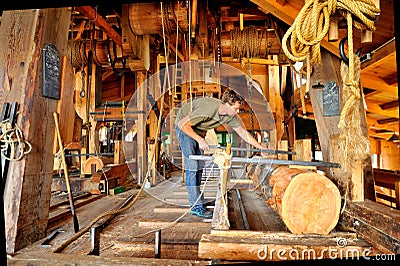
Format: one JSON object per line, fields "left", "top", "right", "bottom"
{"left": 209, "top": 145, "right": 296, "bottom": 155}
{"left": 189, "top": 155, "right": 340, "bottom": 168}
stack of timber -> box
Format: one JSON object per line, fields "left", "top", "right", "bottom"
{"left": 247, "top": 164, "right": 341, "bottom": 235}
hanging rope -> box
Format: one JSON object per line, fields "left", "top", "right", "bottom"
{"left": 282, "top": 0, "right": 380, "bottom": 95}
{"left": 337, "top": 13, "right": 370, "bottom": 205}
{"left": 281, "top": 0, "right": 378, "bottom": 207}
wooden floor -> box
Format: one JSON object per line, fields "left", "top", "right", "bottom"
{"left": 6, "top": 170, "right": 377, "bottom": 265}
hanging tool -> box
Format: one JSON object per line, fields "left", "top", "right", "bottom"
{"left": 53, "top": 112, "right": 80, "bottom": 233}
{"left": 1, "top": 101, "right": 19, "bottom": 190}
{"left": 0, "top": 102, "right": 11, "bottom": 265}
{"left": 339, "top": 37, "right": 371, "bottom": 65}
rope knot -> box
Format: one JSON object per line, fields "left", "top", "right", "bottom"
{"left": 345, "top": 80, "right": 361, "bottom": 99}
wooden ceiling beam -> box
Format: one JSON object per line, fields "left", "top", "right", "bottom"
{"left": 361, "top": 38, "right": 396, "bottom": 70}
{"left": 75, "top": 6, "right": 122, "bottom": 47}
{"left": 361, "top": 74, "right": 398, "bottom": 95}
{"left": 380, "top": 100, "right": 399, "bottom": 110}
{"left": 377, "top": 117, "right": 399, "bottom": 124}
{"left": 366, "top": 100, "right": 399, "bottom": 118}
{"left": 250, "top": 0, "right": 340, "bottom": 57}
{"left": 367, "top": 116, "right": 398, "bottom": 130}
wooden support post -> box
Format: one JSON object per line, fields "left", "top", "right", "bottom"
{"left": 292, "top": 139, "right": 315, "bottom": 170}
{"left": 0, "top": 8, "right": 71, "bottom": 253}
{"left": 395, "top": 180, "right": 400, "bottom": 210}
{"left": 137, "top": 72, "right": 147, "bottom": 185}
{"left": 309, "top": 49, "right": 375, "bottom": 202}
{"left": 148, "top": 111, "right": 158, "bottom": 185}
{"left": 212, "top": 144, "right": 232, "bottom": 230}
{"left": 277, "top": 140, "right": 288, "bottom": 160}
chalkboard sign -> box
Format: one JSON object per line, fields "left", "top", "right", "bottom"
{"left": 42, "top": 44, "right": 60, "bottom": 99}
{"left": 322, "top": 81, "right": 340, "bottom": 117}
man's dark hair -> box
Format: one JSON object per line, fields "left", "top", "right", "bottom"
{"left": 221, "top": 89, "right": 245, "bottom": 105}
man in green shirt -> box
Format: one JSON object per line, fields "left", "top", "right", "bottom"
{"left": 175, "top": 89, "right": 265, "bottom": 218}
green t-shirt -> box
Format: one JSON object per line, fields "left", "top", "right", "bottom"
{"left": 175, "top": 97, "right": 241, "bottom": 136}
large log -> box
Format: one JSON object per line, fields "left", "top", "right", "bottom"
{"left": 247, "top": 164, "right": 341, "bottom": 235}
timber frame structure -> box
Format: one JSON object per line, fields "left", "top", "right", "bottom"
{"left": 0, "top": 0, "right": 399, "bottom": 264}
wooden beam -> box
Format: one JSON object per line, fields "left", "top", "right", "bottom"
{"left": 250, "top": 0, "right": 340, "bottom": 57}
{"left": 0, "top": 8, "right": 71, "bottom": 253}
{"left": 199, "top": 230, "right": 377, "bottom": 261}
{"left": 136, "top": 72, "right": 147, "bottom": 185}
{"left": 380, "top": 100, "right": 399, "bottom": 110}
{"left": 366, "top": 100, "right": 399, "bottom": 119}
{"left": 74, "top": 20, "right": 86, "bottom": 40}
{"left": 361, "top": 38, "right": 395, "bottom": 70}
{"left": 75, "top": 6, "right": 122, "bottom": 47}
{"left": 340, "top": 200, "right": 400, "bottom": 253}
{"left": 361, "top": 74, "right": 398, "bottom": 96}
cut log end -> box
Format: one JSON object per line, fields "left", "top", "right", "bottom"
{"left": 281, "top": 173, "right": 341, "bottom": 235}
{"left": 247, "top": 164, "right": 342, "bottom": 235}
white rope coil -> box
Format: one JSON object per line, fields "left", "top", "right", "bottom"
{"left": 0, "top": 120, "right": 32, "bottom": 161}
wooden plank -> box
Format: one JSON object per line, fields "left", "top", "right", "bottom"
{"left": 111, "top": 241, "right": 200, "bottom": 260}
{"left": 75, "top": 6, "right": 122, "bottom": 47}
{"left": 199, "top": 230, "right": 377, "bottom": 261}
{"left": 153, "top": 206, "right": 190, "bottom": 214}
{"left": 291, "top": 139, "right": 315, "bottom": 170}
{"left": 8, "top": 251, "right": 203, "bottom": 265}
{"left": 56, "top": 56, "right": 76, "bottom": 147}
{"left": 339, "top": 199, "right": 400, "bottom": 253}
{"left": 138, "top": 220, "right": 211, "bottom": 229}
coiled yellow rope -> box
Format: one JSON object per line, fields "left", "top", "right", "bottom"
{"left": 282, "top": 0, "right": 380, "bottom": 65}
{"left": 282, "top": 0, "right": 380, "bottom": 115}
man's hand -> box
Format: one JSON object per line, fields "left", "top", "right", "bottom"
{"left": 199, "top": 138, "right": 210, "bottom": 151}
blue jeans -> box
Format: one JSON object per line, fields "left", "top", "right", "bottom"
{"left": 175, "top": 126, "right": 205, "bottom": 208}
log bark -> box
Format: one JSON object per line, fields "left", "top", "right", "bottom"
{"left": 247, "top": 164, "right": 341, "bottom": 235}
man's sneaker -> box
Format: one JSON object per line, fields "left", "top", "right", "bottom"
{"left": 190, "top": 206, "right": 213, "bottom": 218}
{"left": 203, "top": 200, "right": 215, "bottom": 207}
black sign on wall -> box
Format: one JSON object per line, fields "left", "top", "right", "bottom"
{"left": 42, "top": 44, "right": 60, "bottom": 99}
{"left": 322, "top": 81, "right": 340, "bottom": 117}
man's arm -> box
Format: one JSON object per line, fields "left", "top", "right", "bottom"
{"left": 233, "top": 125, "right": 263, "bottom": 150}
{"left": 177, "top": 115, "right": 209, "bottom": 150}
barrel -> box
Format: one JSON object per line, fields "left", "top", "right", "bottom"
{"left": 68, "top": 39, "right": 122, "bottom": 68}
{"left": 128, "top": 2, "right": 188, "bottom": 35}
